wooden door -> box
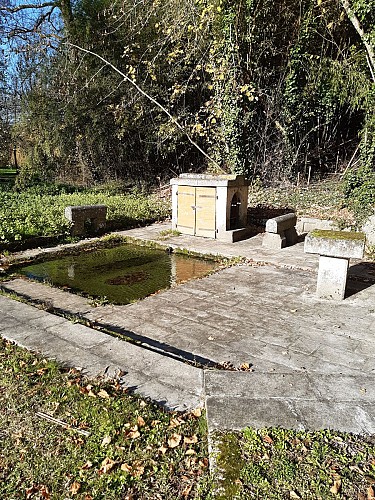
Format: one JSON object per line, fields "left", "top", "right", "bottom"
{"left": 177, "top": 185, "right": 195, "bottom": 235}
{"left": 195, "top": 187, "right": 216, "bottom": 238}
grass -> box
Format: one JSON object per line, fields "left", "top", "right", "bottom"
{"left": 214, "top": 429, "right": 375, "bottom": 499}
{"left": 2, "top": 332, "right": 375, "bottom": 500}
{"left": 0, "top": 168, "right": 17, "bottom": 176}
{"left": 0, "top": 337, "right": 211, "bottom": 499}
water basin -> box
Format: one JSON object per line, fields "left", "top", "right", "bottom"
{"left": 19, "top": 243, "right": 219, "bottom": 304}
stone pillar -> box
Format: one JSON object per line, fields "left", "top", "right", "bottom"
{"left": 304, "top": 230, "right": 366, "bottom": 301}
{"left": 316, "top": 256, "right": 349, "bottom": 300}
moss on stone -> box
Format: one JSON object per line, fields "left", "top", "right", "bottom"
{"left": 310, "top": 229, "right": 365, "bottom": 241}
{"left": 213, "top": 432, "right": 244, "bottom": 499}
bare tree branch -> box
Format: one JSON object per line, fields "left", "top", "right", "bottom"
{"left": 0, "top": 2, "right": 56, "bottom": 14}
{"left": 340, "top": 0, "right": 375, "bottom": 82}
{"left": 65, "top": 42, "right": 224, "bottom": 172}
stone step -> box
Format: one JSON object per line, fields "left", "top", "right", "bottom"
{"left": 205, "top": 371, "right": 375, "bottom": 434}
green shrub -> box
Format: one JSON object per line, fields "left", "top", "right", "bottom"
{"left": 0, "top": 185, "right": 170, "bottom": 244}
{"left": 343, "top": 165, "right": 375, "bottom": 222}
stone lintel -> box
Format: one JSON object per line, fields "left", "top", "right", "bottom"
{"left": 304, "top": 230, "right": 365, "bottom": 259}
{"left": 170, "top": 173, "right": 250, "bottom": 188}
{"left": 265, "top": 213, "right": 297, "bottom": 234}
{"left": 316, "top": 255, "right": 349, "bottom": 300}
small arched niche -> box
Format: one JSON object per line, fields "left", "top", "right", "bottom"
{"left": 229, "top": 192, "right": 241, "bottom": 230}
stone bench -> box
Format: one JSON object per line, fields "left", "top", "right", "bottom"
{"left": 262, "top": 212, "right": 298, "bottom": 249}
{"left": 304, "top": 230, "right": 366, "bottom": 300}
{"left": 64, "top": 205, "right": 107, "bottom": 237}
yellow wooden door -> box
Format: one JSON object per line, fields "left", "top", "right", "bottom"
{"left": 195, "top": 187, "right": 216, "bottom": 238}
{"left": 177, "top": 185, "right": 196, "bottom": 235}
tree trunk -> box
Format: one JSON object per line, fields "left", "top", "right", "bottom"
{"left": 59, "top": 0, "right": 74, "bottom": 37}
{"left": 341, "top": 0, "right": 375, "bottom": 82}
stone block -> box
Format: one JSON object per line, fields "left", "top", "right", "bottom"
{"left": 265, "top": 213, "right": 297, "bottom": 234}
{"left": 263, "top": 212, "right": 297, "bottom": 249}
{"left": 304, "top": 230, "right": 365, "bottom": 259}
{"left": 64, "top": 205, "right": 107, "bottom": 237}
{"left": 262, "top": 232, "right": 286, "bottom": 249}
{"left": 362, "top": 214, "right": 375, "bottom": 246}
{"left": 296, "top": 217, "right": 336, "bottom": 234}
{"left": 316, "top": 255, "right": 349, "bottom": 300}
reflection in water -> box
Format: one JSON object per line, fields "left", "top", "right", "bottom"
{"left": 20, "top": 243, "right": 218, "bottom": 305}
{"left": 106, "top": 271, "right": 149, "bottom": 286}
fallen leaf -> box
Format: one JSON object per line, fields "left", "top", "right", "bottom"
{"left": 40, "top": 486, "right": 50, "bottom": 499}
{"left": 168, "top": 433, "right": 182, "bottom": 448}
{"left": 158, "top": 445, "right": 168, "bottom": 455}
{"left": 98, "top": 389, "right": 110, "bottom": 399}
{"left": 191, "top": 408, "right": 202, "bottom": 418}
{"left": 139, "top": 400, "right": 147, "bottom": 408}
{"left": 289, "top": 492, "right": 301, "bottom": 499}
{"left": 368, "top": 486, "right": 375, "bottom": 499}
{"left": 80, "top": 461, "right": 93, "bottom": 470}
{"left": 181, "top": 484, "right": 193, "bottom": 497}
{"left": 185, "top": 449, "right": 196, "bottom": 455}
{"left": 70, "top": 482, "right": 81, "bottom": 495}
{"left": 330, "top": 476, "right": 342, "bottom": 495}
{"left": 99, "top": 457, "right": 117, "bottom": 474}
{"left": 169, "top": 417, "right": 185, "bottom": 429}
{"left": 101, "top": 435, "right": 112, "bottom": 446}
{"left": 151, "top": 420, "right": 161, "bottom": 427}
{"left": 121, "top": 463, "right": 132, "bottom": 473}
{"left": 131, "top": 463, "right": 144, "bottom": 478}
{"left": 184, "top": 435, "right": 198, "bottom": 444}
{"left": 137, "top": 416, "right": 146, "bottom": 427}
{"left": 26, "top": 485, "right": 38, "bottom": 499}
{"left": 126, "top": 425, "right": 140, "bottom": 439}
{"left": 199, "top": 458, "right": 209, "bottom": 468}
{"left": 263, "top": 435, "right": 273, "bottom": 445}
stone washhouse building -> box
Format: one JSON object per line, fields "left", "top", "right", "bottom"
{"left": 170, "top": 173, "right": 252, "bottom": 242}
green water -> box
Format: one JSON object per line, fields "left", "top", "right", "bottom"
{"left": 20, "top": 244, "right": 218, "bottom": 304}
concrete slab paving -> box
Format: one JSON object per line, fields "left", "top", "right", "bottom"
{"left": 205, "top": 372, "right": 375, "bottom": 434}
{"left": 1, "top": 222, "right": 375, "bottom": 432}
{"left": 0, "top": 294, "right": 204, "bottom": 411}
